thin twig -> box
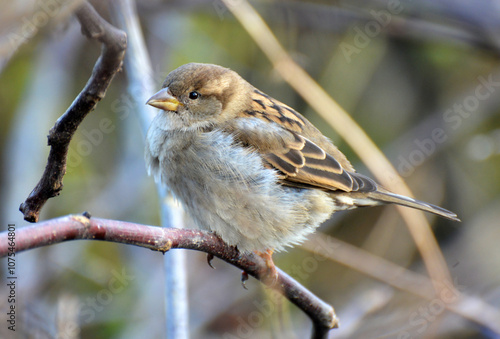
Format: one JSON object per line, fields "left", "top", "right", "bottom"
{"left": 0, "top": 215, "right": 338, "bottom": 334}
{"left": 221, "top": 0, "right": 455, "bottom": 294}
{"left": 19, "top": 1, "right": 127, "bottom": 222}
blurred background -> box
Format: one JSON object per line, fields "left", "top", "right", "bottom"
{"left": 1, "top": 0, "right": 500, "bottom": 338}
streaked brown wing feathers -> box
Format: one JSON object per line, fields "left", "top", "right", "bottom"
{"left": 237, "top": 88, "right": 372, "bottom": 193}
{"left": 262, "top": 134, "right": 359, "bottom": 192}
{"left": 293, "top": 165, "right": 355, "bottom": 192}
{"left": 265, "top": 153, "right": 299, "bottom": 175}
{"left": 301, "top": 140, "right": 326, "bottom": 159}
{"left": 305, "top": 153, "right": 343, "bottom": 173}
{"left": 241, "top": 89, "right": 306, "bottom": 133}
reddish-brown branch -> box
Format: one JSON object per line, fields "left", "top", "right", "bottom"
{"left": 19, "top": 2, "right": 127, "bottom": 222}
{"left": 0, "top": 215, "right": 338, "bottom": 336}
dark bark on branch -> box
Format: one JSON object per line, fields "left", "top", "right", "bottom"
{"left": 19, "top": 2, "right": 127, "bottom": 222}
{"left": 0, "top": 215, "right": 338, "bottom": 336}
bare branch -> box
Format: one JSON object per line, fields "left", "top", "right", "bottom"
{"left": 0, "top": 215, "right": 338, "bottom": 336}
{"left": 19, "top": 2, "right": 127, "bottom": 222}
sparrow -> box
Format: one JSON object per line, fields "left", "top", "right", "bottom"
{"left": 145, "top": 63, "right": 459, "bottom": 267}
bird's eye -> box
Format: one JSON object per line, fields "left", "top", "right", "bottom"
{"left": 188, "top": 91, "right": 200, "bottom": 100}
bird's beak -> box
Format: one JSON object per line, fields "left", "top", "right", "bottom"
{"left": 146, "top": 87, "right": 183, "bottom": 111}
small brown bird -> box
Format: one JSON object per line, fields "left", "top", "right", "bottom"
{"left": 145, "top": 63, "right": 459, "bottom": 269}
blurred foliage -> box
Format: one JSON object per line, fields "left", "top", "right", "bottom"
{"left": 1, "top": 0, "right": 500, "bottom": 338}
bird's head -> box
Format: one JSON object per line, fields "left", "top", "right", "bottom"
{"left": 147, "top": 63, "right": 251, "bottom": 130}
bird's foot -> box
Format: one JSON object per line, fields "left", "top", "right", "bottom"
{"left": 206, "top": 253, "right": 215, "bottom": 269}
{"left": 255, "top": 249, "right": 279, "bottom": 284}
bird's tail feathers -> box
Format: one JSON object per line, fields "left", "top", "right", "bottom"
{"left": 333, "top": 190, "right": 460, "bottom": 222}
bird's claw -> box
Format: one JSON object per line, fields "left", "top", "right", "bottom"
{"left": 206, "top": 253, "right": 215, "bottom": 269}
{"left": 241, "top": 271, "right": 249, "bottom": 289}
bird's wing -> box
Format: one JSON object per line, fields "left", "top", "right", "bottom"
{"left": 226, "top": 88, "right": 460, "bottom": 221}
{"left": 229, "top": 89, "right": 377, "bottom": 193}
